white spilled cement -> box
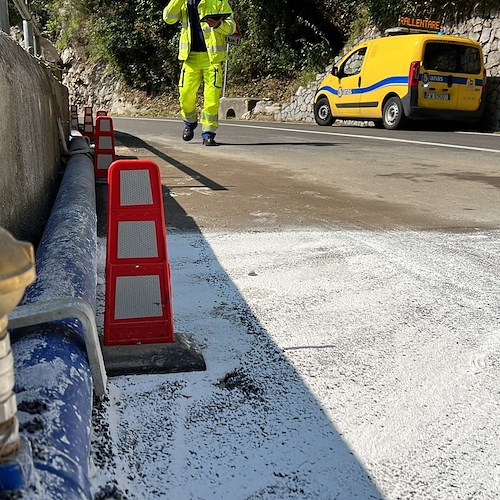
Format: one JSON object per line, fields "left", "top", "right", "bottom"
{"left": 91, "top": 228, "right": 500, "bottom": 499}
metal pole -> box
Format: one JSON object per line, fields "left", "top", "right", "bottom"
{"left": 22, "top": 20, "right": 32, "bottom": 51}
{"left": 222, "top": 45, "right": 229, "bottom": 98}
{"left": 33, "top": 33, "right": 39, "bottom": 56}
{"left": 0, "top": 0, "right": 9, "bottom": 33}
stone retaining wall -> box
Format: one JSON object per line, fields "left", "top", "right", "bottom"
{"left": 276, "top": 10, "right": 500, "bottom": 130}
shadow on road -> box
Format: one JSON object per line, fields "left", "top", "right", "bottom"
{"left": 115, "top": 130, "right": 227, "bottom": 191}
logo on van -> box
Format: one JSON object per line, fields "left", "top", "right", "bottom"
{"left": 429, "top": 75, "right": 444, "bottom": 82}
{"left": 421, "top": 72, "right": 445, "bottom": 85}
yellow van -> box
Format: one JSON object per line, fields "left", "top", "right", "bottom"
{"left": 314, "top": 26, "right": 487, "bottom": 129}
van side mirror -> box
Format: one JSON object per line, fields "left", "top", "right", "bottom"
{"left": 332, "top": 66, "right": 339, "bottom": 77}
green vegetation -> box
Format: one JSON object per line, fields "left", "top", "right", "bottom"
{"left": 17, "top": 0, "right": 497, "bottom": 95}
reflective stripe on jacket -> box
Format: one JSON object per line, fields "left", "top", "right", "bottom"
{"left": 163, "top": 0, "right": 236, "bottom": 63}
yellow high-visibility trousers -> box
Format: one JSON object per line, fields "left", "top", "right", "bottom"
{"left": 179, "top": 52, "right": 223, "bottom": 136}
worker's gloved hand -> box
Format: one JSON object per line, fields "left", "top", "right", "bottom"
{"left": 205, "top": 17, "right": 222, "bottom": 28}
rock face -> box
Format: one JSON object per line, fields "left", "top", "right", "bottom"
{"left": 61, "top": 46, "right": 130, "bottom": 115}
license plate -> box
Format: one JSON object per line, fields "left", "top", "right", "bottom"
{"left": 424, "top": 91, "right": 451, "bottom": 100}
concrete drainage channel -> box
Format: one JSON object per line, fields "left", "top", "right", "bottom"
{"left": 0, "top": 136, "right": 102, "bottom": 498}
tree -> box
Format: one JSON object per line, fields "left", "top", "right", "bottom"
{"left": 228, "top": 0, "right": 352, "bottom": 81}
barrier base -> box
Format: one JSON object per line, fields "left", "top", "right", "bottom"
{"left": 102, "top": 332, "right": 206, "bottom": 376}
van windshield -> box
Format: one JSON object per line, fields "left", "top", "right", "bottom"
{"left": 423, "top": 42, "right": 481, "bottom": 74}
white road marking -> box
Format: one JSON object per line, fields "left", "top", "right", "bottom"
{"left": 116, "top": 116, "right": 500, "bottom": 154}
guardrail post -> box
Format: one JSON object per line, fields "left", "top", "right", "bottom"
{"left": 33, "top": 32, "right": 39, "bottom": 57}
{"left": 22, "top": 19, "right": 32, "bottom": 53}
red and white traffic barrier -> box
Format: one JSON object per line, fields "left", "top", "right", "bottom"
{"left": 93, "top": 116, "right": 116, "bottom": 181}
{"left": 82, "top": 106, "right": 94, "bottom": 139}
{"left": 70, "top": 104, "right": 79, "bottom": 131}
{"left": 104, "top": 159, "right": 175, "bottom": 346}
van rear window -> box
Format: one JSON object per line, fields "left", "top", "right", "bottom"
{"left": 423, "top": 42, "right": 481, "bottom": 74}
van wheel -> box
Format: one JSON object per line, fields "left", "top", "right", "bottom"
{"left": 314, "top": 97, "right": 334, "bottom": 126}
{"left": 382, "top": 97, "right": 406, "bottom": 130}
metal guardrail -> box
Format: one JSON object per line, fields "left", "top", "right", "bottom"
{"left": 9, "top": 298, "right": 108, "bottom": 397}
{"left": 0, "top": 0, "right": 61, "bottom": 76}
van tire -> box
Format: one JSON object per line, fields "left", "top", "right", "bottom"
{"left": 314, "top": 97, "right": 334, "bottom": 126}
{"left": 382, "top": 97, "right": 406, "bottom": 130}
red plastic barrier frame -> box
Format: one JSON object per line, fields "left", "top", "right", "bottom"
{"left": 83, "top": 106, "right": 94, "bottom": 138}
{"left": 93, "top": 116, "right": 116, "bottom": 180}
{"left": 104, "top": 160, "right": 174, "bottom": 345}
{"left": 70, "top": 104, "right": 79, "bottom": 130}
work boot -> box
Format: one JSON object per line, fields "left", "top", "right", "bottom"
{"left": 183, "top": 127, "right": 194, "bottom": 141}
{"left": 203, "top": 136, "right": 218, "bottom": 146}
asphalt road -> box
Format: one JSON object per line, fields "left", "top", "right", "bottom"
{"left": 111, "top": 117, "right": 500, "bottom": 233}
{"left": 92, "top": 117, "right": 500, "bottom": 499}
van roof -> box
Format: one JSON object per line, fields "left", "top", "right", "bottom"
{"left": 371, "top": 32, "right": 482, "bottom": 47}
{"left": 385, "top": 27, "right": 439, "bottom": 36}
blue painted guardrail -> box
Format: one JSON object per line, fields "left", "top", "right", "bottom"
{"left": 1, "top": 136, "right": 98, "bottom": 499}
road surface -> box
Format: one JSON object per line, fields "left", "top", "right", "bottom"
{"left": 91, "top": 118, "right": 500, "bottom": 499}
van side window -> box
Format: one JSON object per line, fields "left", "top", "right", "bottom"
{"left": 423, "top": 42, "right": 481, "bottom": 74}
{"left": 339, "top": 48, "right": 367, "bottom": 78}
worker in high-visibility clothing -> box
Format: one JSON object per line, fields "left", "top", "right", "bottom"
{"left": 163, "top": 0, "right": 236, "bottom": 146}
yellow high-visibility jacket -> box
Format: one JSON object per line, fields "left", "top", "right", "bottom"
{"left": 163, "top": 0, "right": 236, "bottom": 63}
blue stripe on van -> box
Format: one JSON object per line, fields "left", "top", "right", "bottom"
{"left": 317, "top": 85, "right": 338, "bottom": 96}
{"left": 354, "top": 76, "right": 409, "bottom": 93}
{"left": 420, "top": 73, "right": 484, "bottom": 86}
{"left": 454, "top": 77, "right": 483, "bottom": 86}
{"left": 433, "top": 76, "right": 484, "bottom": 86}
{"left": 317, "top": 76, "right": 408, "bottom": 98}
{"left": 315, "top": 74, "right": 483, "bottom": 99}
